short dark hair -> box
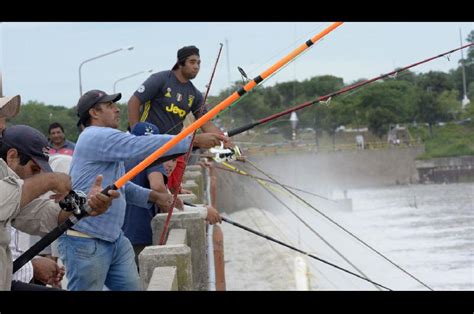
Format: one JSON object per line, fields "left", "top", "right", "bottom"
{"left": 0, "top": 139, "right": 31, "bottom": 166}
{"left": 82, "top": 102, "right": 104, "bottom": 127}
{"left": 48, "top": 122, "right": 64, "bottom": 134}
{"left": 172, "top": 58, "right": 189, "bottom": 71}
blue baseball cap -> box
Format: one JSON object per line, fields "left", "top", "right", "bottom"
{"left": 131, "top": 122, "right": 160, "bottom": 136}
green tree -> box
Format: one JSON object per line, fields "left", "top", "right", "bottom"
{"left": 414, "top": 71, "right": 458, "bottom": 136}
{"left": 416, "top": 90, "right": 443, "bottom": 137}
{"left": 417, "top": 71, "right": 454, "bottom": 94}
{"left": 437, "top": 89, "right": 461, "bottom": 120}
{"left": 301, "top": 75, "right": 344, "bottom": 99}
{"left": 351, "top": 79, "right": 418, "bottom": 124}
{"left": 317, "top": 99, "right": 351, "bottom": 148}
{"left": 9, "top": 101, "right": 80, "bottom": 141}
{"left": 367, "top": 107, "right": 398, "bottom": 138}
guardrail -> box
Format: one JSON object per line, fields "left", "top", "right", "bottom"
{"left": 243, "top": 140, "right": 422, "bottom": 155}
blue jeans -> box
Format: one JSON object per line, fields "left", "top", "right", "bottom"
{"left": 57, "top": 231, "right": 142, "bottom": 291}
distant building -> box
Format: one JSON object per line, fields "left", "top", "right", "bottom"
{"left": 387, "top": 124, "right": 410, "bottom": 146}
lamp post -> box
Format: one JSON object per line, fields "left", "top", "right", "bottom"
{"left": 113, "top": 69, "right": 153, "bottom": 94}
{"left": 460, "top": 29, "right": 470, "bottom": 109}
{"left": 78, "top": 45, "right": 134, "bottom": 96}
{"left": 290, "top": 111, "right": 299, "bottom": 142}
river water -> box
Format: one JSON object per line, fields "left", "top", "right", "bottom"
{"left": 222, "top": 182, "right": 473, "bottom": 290}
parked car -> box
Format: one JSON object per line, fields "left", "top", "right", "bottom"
{"left": 264, "top": 127, "right": 280, "bottom": 134}
{"left": 301, "top": 127, "right": 316, "bottom": 134}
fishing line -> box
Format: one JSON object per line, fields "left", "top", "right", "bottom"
{"left": 246, "top": 158, "right": 434, "bottom": 290}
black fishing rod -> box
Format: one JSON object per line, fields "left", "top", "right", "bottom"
{"left": 13, "top": 191, "right": 89, "bottom": 273}
{"left": 221, "top": 216, "right": 392, "bottom": 290}
{"left": 224, "top": 42, "right": 474, "bottom": 137}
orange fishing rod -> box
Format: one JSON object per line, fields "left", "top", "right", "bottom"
{"left": 101, "top": 22, "right": 344, "bottom": 195}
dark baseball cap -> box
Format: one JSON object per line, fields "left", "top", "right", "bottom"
{"left": 1, "top": 125, "right": 53, "bottom": 172}
{"left": 76, "top": 89, "right": 121, "bottom": 126}
{"left": 131, "top": 122, "right": 160, "bottom": 136}
{"left": 172, "top": 45, "right": 200, "bottom": 70}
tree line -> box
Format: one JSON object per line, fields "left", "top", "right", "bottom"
{"left": 8, "top": 31, "right": 474, "bottom": 143}
{"left": 210, "top": 31, "right": 474, "bottom": 139}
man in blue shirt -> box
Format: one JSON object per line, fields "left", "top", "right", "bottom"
{"left": 58, "top": 89, "right": 219, "bottom": 291}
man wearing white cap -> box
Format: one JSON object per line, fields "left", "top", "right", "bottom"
{"left": 0, "top": 95, "right": 21, "bottom": 133}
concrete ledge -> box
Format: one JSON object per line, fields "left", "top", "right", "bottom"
{"left": 167, "top": 228, "right": 187, "bottom": 245}
{"left": 184, "top": 171, "right": 203, "bottom": 193}
{"left": 152, "top": 211, "right": 208, "bottom": 290}
{"left": 184, "top": 171, "right": 202, "bottom": 181}
{"left": 186, "top": 165, "right": 202, "bottom": 172}
{"left": 139, "top": 244, "right": 193, "bottom": 291}
{"left": 182, "top": 180, "right": 202, "bottom": 202}
{"left": 178, "top": 193, "right": 197, "bottom": 203}
{"left": 147, "top": 266, "right": 178, "bottom": 291}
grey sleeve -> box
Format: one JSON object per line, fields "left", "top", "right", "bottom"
{"left": 0, "top": 177, "right": 23, "bottom": 223}
{"left": 133, "top": 73, "right": 165, "bottom": 104}
{"left": 11, "top": 199, "right": 61, "bottom": 236}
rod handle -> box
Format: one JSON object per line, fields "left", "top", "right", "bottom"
{"left": 226, "top": 121, "right": 259, "bottom": 137}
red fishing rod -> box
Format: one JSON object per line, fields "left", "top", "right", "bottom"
{"left": 225, "top": 42, "right": 474, "bottom": 137}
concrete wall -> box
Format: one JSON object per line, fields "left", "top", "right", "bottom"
{"left": 416, "top": 155, "right": 474, "bottom": 183}
{"left": 139, "top": 244, "right": 193, "bottom": 290}
{"left": 216, "top": 146, "right": 425, "bottom": 213}
{"left": 150, "top": 209, "right": 208, "bottom": 291}
{"left": 138, "top": 164, "right": 211, "bottom": 291}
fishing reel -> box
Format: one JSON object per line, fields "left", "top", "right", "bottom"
{"left": 59, "top": 190, "right": 89, "bottom": 218}
{"left": 209, "top": 142, "right": 243, "bottom": 163}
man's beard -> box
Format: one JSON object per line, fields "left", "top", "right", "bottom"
{"left": 186, "top": 72, "right": 197, "bottom": 80}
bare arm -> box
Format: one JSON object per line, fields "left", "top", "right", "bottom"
{"left": 148, "top": 171, "right": 176, "bottom": 212}
{"left": 200, "top": 121, "right": 223, "bottom": 134}
{"left": 148, "top": 172, "right": 167, "bottom": 193}
{"left": 200, "top": 121, "right": 234, "bottom": 148}
{"left": 20, "top": 173, "right": 71, "bottom": 208}
{"left": 128, "top": 95, "right": 142, "bottom": 130}
{"left": 148, "top": 190, "right": 173, "bottom": 212}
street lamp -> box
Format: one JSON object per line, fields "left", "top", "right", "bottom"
{"left": 290, "top": 111, "right": 299, "bottom": 142}
{"left": 459, "top": 29, "right": 470, "bottom": 109}
{"left": 113, "top": 69, "right": 153, "bottom": 93}
{"left": 78, "top": 45, "right": 134, "bottom": 96}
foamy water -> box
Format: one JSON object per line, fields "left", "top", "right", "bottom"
{"left": 222, "top": 182, "right": 473, "bottom": 290}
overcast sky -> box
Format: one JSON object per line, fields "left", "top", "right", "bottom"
{"left": 1, "top": 22, "right": 473, "bottom": 108}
